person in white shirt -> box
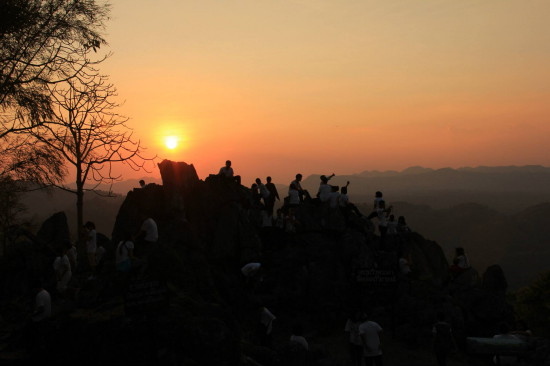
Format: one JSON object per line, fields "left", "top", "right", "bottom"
{"left": 219, "top": 160, "right": 234, "bottom": 178}
{"left": 359, "top": 315, "right": 383, "bottom": 366}
{"left": 255, "top": 178, "right": 270, "bottom": 206}
{"left": 134, "top": 215, "right": 158, "bottom": 261}
{"left": 67, "top": 241, "right": 78, "bottom": 273}
{"left": 376, "top": 200, "right": 392, "bottom": 242}
{"left": 345, "top": 312, "right": 365, "bottom": 366}
{"left": 287, "top": 183, "right": 301, "bottom": 208}
{"left": 31, "top": 280, "right": 51, "bottom": 322}
{"left": 367, "top": 191, "right": 385, "bottom": 219}
{"left": 218, "top": 160, "right": 241, "bottom": 184}
{"left": 116, "top": 233, "right": 136, "bottom": 273}
{"left": 317, "top": 173, "right": 335, "bottom": 202}
{"left": 53, "top": 246, "right": 72, "bottom": 294}
{"left": 328, "top": 185, "right": 341, "bottom": 209}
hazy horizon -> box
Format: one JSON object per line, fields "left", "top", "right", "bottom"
{"left": 79, "top": 0, "right": 550, "bottom": 183}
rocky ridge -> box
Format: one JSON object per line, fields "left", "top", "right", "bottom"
{"left": 0, "top": 160, "right": 527, "bottom": 365}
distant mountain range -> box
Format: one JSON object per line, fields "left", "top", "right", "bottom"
{"left": 14, "top": 165, "right": 550, "bottom": 290}
{"left": 301, "top": 165, "right": 550, "bottom": 212}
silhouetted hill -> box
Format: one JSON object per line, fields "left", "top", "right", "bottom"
{"left": 6, "top": 160, "right": 542, "bottom": 365}
{"left": 302, "top": 165, "right": 550, "bottom": 212}
{"left": 368, "top": 201, "right": 550, "bottom": 290}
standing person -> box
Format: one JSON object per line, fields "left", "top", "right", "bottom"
{"left": 53, "top": 246, "right": 72, "bottom": 296}
{"left": 255, "top": 178, "right": 271, "bottom": 207}
{"left": 265, "top": 176, "right": 280, "bottom": 217}
{"left": 345, "top": 312, "right": 364, "bottom": 366}
{"left": 134, "top": 214, "right": 158, "bottom": 261}
{"left": 367, "top": 191, "right": 385, "bottom": 219}
{"left": 83, "top": 221, "right": 97, "bottom": 280}
{"left": 66, "top": 241, "right": 78, "bottom": 274}
{"left": 31, "top": 280, "right": 52, "bottom": 322}
{"left": 251, "top": 183, "right": 262, "bottom": 208}
{"left": 359, "top": 313, "right": 383, "bottom": 366}
{"left": 376, "top": 201, "right": 392, "bottom": 242}
{"left": 287, "top": 183, "right": 301, "bottom": 211}
{"left": 116, "top": 232, "right": 136, "bottom": 273}
{"left": 27, "top": 279, "right": 52, "bottom": 353}
{"left": 433, "top": 312, "right": 455, "bottom": 366}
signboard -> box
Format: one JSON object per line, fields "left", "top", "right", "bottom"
{"left": 124, "top": 277, "right": 169, "bottom": 316}
{"left": 356, "top": 268, "right": 398, "bottom": 288}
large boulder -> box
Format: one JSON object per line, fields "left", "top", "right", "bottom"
{"left": 36, "top": 211, "right": 71, "bottom": 250}
{"left": 157, "top": 159, "right": 200, "bottom": 193}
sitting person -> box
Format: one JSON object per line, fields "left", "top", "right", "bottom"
{"left": 317, "top": 173, "right": 335, "bottom": 203}
{"left": 218, "top": 160, "right": 241, "bottom": 184}
{"left": 116, "top": 232, "right": 138, "bottom": 273}
{"left": 290, "top": 174, "right": 310, "bottom": 202}
{"left": 339, "top": 182, "right": 363, "bottom": 219}
{"left": 328, "top": 185, "right": 341, "bottom": 209}
{"left": 449, "top": 247, "right": 470, "bottom": 276}
{"left": 397, "top": 215, "right": 411, "bottom": 233}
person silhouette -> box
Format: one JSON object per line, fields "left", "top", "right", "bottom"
{"left": 265, "top": 176, "right": 280, "bottom": 216}
{"left": 218, "top": 160, "right": 241, "bottom": 184}
{"left": 290, "top": 174, "right": 310, "bottom": 202}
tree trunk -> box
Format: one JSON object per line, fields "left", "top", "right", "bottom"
{"left": 76, "top": 166, "right": 84, "bottom": 242}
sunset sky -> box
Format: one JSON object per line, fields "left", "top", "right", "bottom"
{"left": 99, "top": 0, "right": 550, "bottom": 186}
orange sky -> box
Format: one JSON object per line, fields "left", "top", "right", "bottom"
{"left": 96, "top": 0, "right": 550, "bottom": 186}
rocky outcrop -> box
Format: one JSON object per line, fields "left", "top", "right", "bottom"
{"left": 0, "top": 160, "right": 525, "bottom": 365}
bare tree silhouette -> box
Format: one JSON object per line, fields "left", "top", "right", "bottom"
{"left": 30, "top": 66, "right": 155, "bottom": 238}
{"left": 0, "top": 0, "right": 111, "bottom": 194}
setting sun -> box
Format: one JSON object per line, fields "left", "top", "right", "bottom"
{"left": 165, "top": 136, "right": 179, "bottom": 150}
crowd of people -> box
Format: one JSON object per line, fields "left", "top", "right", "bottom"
{"left": 16, "top": 159, "right": 529, "bottom": 365}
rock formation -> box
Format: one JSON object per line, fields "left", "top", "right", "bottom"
{"left": 0, "top": 160, "right": 535, "bottom": 365}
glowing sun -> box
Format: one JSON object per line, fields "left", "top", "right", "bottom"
{"left": 164, "top": 136, "right": 179, "bottom": 150}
